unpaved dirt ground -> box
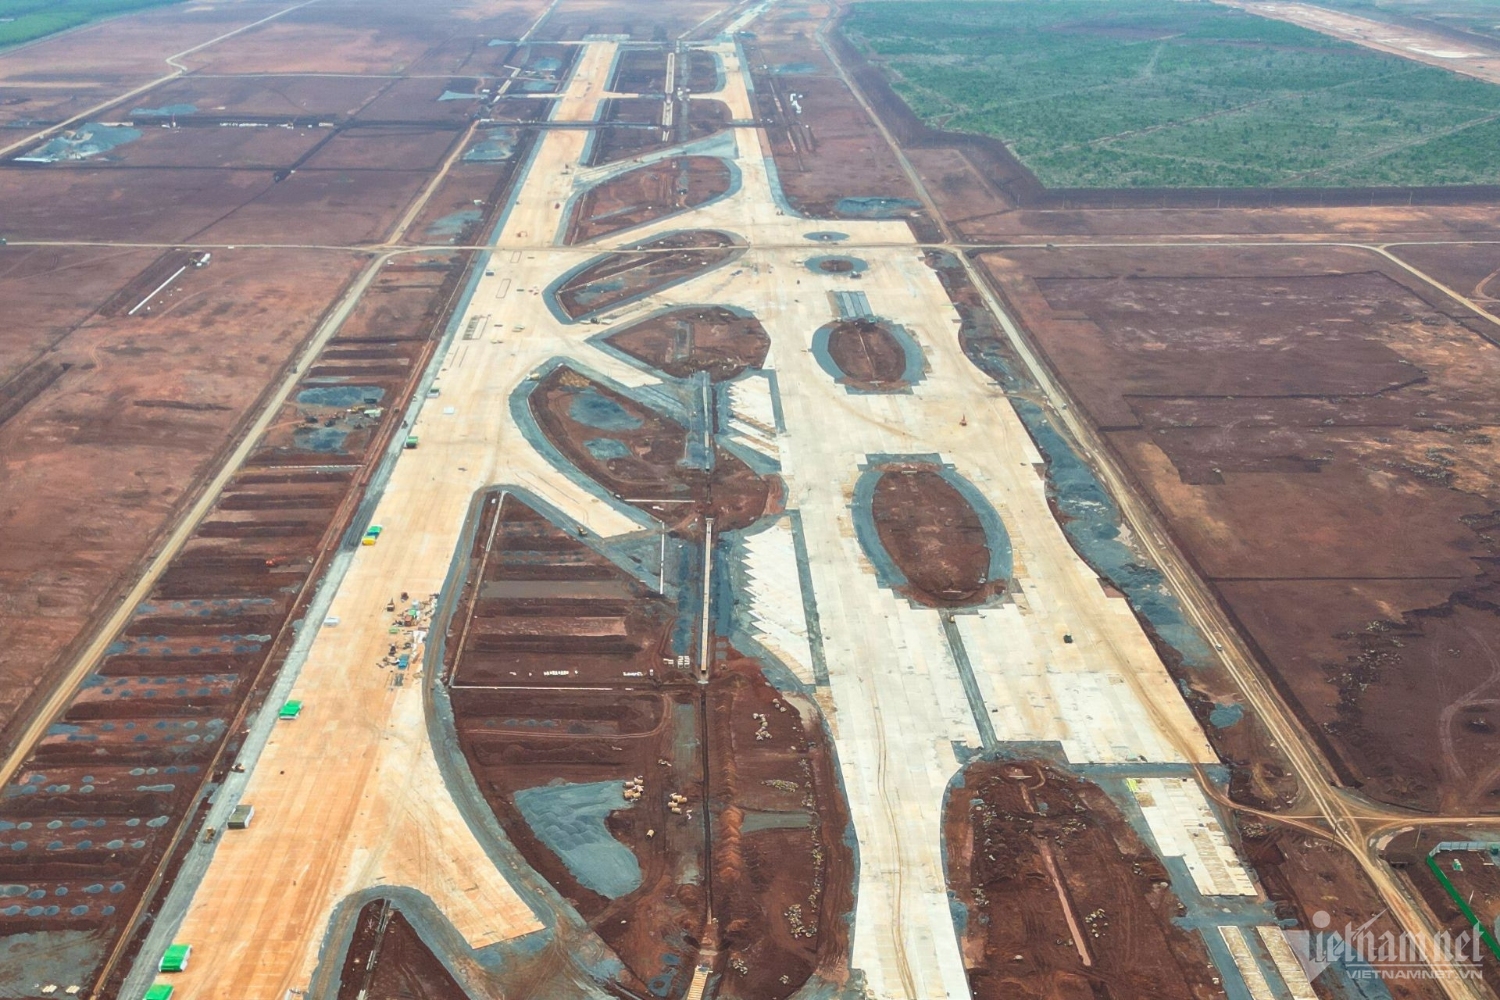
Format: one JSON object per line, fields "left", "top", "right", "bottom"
{"left": 0, "top": 0, "right": 545, "bottom": 757}
{"left": 1385, "top": 827, "right": 1500, "bottom": 981}
{"left": 528, "top": 366, "right": 774, "bottom": 533}
{"left": 565, "top": 155, "right": 732, "bottom": 243}
{"left": 336, "top": 901, "right": 472, "bottom": 1000}
{"left": 1392, "top": 242, "right": 1500, "bottom": 305}
{"left": 824, "top": 317, "right": 910, "bottom": 390}
{"left": 0, "top": 249, "right": 364, "bottom": 756}
{"left": 444, "top": 492, "right": 853, "bottom": 1000}
{"left": 528, "top": 0, "right": 742, "bottom": 42}
{"left": 945, "top": 758, "right": 1223, "bottom": 1000}
{"left": 1245, "top": 821, "right": 1449, "bottom": 999}
{"left": 871, "top": 462, "right": 1004, "bottom": 607}
{"left": 982, "top": 243, "right": 1500, "bottom": 813}
{"left": 743, "top": 0, "right": 929, "bottom": 228}
{"left": 552, "top": 230, "right": 740, "bottom": 319}
{"left": 586, "top": 96, "right": 733, "bottom": 168}
{"left": 604, "top": 305, "right": 770, "bottom": 381}
{"left": 0, "top": 242, "right": 463, "bottom": 994}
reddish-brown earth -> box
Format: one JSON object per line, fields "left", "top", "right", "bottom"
{"left": 740, "top": 0, "right": 929, "bottom": 232}
{"left": 1391, "top": 243, "right": 1500, "bottom": 305}
{"left": 611, "top": 48, "right": 669, "bottom": 93}
{"left": 870, "top": 463, "right": 1004, "bottom": 607}
{"left": 528, "top": 366, "right": 774, "bottom": 533}
{"left": 0, "top": 249, "right": 364, "bottom": 756}
{"left": 605, "top": 306, "right": 770, "bottom": 381}
{"left": 982, "top": 244, "right": 1500, "bottom": 813}
{"left": 552, "top": 230, "right": 739, "bottom": 320}
{"left": 529, "top": 0, "right": 740, "bottom": 42}
{"left": 336, "top": 901, "right": 472, "bottom": 1000}
{"left": 946, "top": 758, "right": 1222, "bottom": 1000}
{"left": 443, "top": 493, "right": 853, "bottom": 1000}
{"left": 1246, "top": 822, "right": 1449, "bottom": 999}
{"left": 565, "top": 155, "right": 733, "bottom": 243}
{"left": 824, "top": 317, "right": 910, "bottom": 391}
{"left": 586, "top": 95, "right": 734, "bottom": 168}
{"left": 0, "top": 243, "right": 461, "bottom": 994}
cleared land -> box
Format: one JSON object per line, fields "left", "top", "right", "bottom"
{"left": 982, "top": 243, "right": 1500, "bottom": 813}
{"left": 844, "top": 0, "right": 1500, "bottom": 188}
{"left": 945, "top": 758, "right": 1223, "bottom": 1000}
{"left": 6, "top": 0, "right": 1500, "bottom": 998}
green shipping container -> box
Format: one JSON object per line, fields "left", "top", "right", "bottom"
{"left": 278, "top": 700, "right": 303, "bottom": 720}
{"left": 146, "top": 985, "right": 175, "bottom": 1000}
{"left": 159, "top": 943, "right": 191, "bottom": 972}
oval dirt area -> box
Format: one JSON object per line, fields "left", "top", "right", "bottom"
{"left": 871, "top": 466, "right": 1004, "bottom": 606}
{"left": 605, "top": 305, "right": 770, "bottom": 380}
{"left": 825, "top": 318, "right": 910, "bottom": 391}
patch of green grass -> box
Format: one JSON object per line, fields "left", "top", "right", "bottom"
{"left": 843, "top": 0, "right": 1500, "bottom": 188}
{"left": 0, "top": 0, "right": 186, "bottom": 48}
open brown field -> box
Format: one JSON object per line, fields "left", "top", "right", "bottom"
{"left": 0, "top": 248, "right": 364, "bottom": 755}
{"left": 0, "top": 168, "right": 274, "bottom": 242}
{"left": 300, "top": 127, "right": 462, "bottom": 172}
{"left": 0, "top": 84, "right": 127, "bottom": 129}
{"left": 0, "top": 5, "right": 554, "bottom": 988}
{"left": 1392, "top": 242, "right": 1500, "bottom": 305}
{"left": 119, "top": 75, "right": 392, "bottom": 121}
{"left": 552, "top": 230, "right": 741, "bottom": 320}
{"left": 0, "top": 242, "right": 464, "bottom": 994}
{"left": 354, "top": 79, "right": 484, "bottom": 125}
{"left": 41, "top": 126, "right": 327, "bottom": 171}
{"left": 194, "top": 168, "right": 432, "bottom": 245}
{"left": 336, "top": 901, "right": 471, "bottom": 1000}
{"left": 604, "top": 305, "right": 769, "bottom": 380}
{"left": 1246, "top": 820, "right": 1448, "bottom": 999}
{"left": 981, "top": 243, "right": 1500, "bottom": 813}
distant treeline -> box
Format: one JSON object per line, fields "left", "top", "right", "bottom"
{"left": 0, "top": 0, "right": 185, "bottom": 49}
